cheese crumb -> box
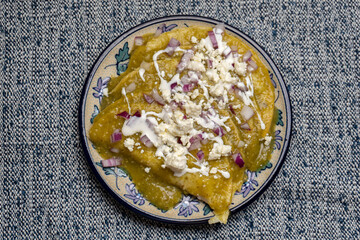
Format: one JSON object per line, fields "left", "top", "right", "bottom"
{"left": 144, "top": 167, "right": 151, "bottom": 173}
{"left": 103, "top": 88, "right": 109, "bottom": 97}
{"left": 191, "top": 36, "right": 198, "bottom": 43}
{"left": 124, "top": 138, "right": 135, "bottom": 152}
{"left": 264, "top": 136, "right": 272, "bottom": 146}
{"left": 208, "top": 143, "right": 232, "bottom": 160}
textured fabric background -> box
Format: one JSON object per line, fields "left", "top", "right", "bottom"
{"left": 0, "top": 0, "right": 359, "bottom": 239}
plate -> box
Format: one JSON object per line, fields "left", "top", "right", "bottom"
{"left": 79, "top": 16, "right": 292, "bottom": 224}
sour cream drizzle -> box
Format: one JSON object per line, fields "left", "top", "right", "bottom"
{"left": 122, "top": 87, "right": 131, "bottom": 114}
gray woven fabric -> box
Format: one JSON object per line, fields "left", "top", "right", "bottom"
{"left": 1, "top": 0, "right": 359, "bottom": 239}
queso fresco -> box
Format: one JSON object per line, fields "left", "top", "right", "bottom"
{"left": 89, "top": 24, "right": 276, "bottom": 224}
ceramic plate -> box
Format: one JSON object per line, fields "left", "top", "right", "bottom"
{"left": 79, "top": 16, "right": 292, "bottom": 224}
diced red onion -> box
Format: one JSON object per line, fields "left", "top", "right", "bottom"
{"left": 126, "top": 82, "right": 136, "bottom": 93}
{"left": 190, "top": 134, "right": 203, "bottom": 144}
{"left": 170, "top": 82, "right": 177, "bottom": 89}
{"left": 232, "top": 153, "right": 244, "bottom": 168}
{"left": 229, "top": 104, "right": 236, "bottom": 115}
{"left": 143, "top": 93, "right": 154, "bottom": 104}
{"left": 208, "top": 31, "right": 218, "bottom": 49}
{"left": 110, "top": 148, "right": 120, "bottom": 153}
{"left": 213, "top": 125, "right": 225, "bottom": 137}
{"left": 243, "top": 50, "right": 252, "bottom": 62}
{"left": 169, "top": 101, "right": 178, "bottom": 111}
{"left": 240, "top": 122, "right": 251, "bottom": 130}
{"left": 196, "top": 150, "right": 205, "bottom": 161}
{"left": 126, "top": 116, "right": 137, "bottom": 126}
{"left": 206, "top": 59, "right": 213, "bottom": 69}
{"left": 183, "top": 83, "right": 195, "bottom": 92}
{"left": 146, "top": 119, "right": 155, "bottom": 131}
{"left": 140, "top": 135, "right": 154, "bottom": 148}
{"left": 188, "top": 71, "right": 199, "bottom": 83}
{"left": 200, "top": 111, "right": 209, "bottom": 122}
{"left": 101, "top": 157, "right": 122, "bottom": 168}
{"left": 188, "top": 140, "right": 202, "bottom": 151}
{"left": 166, "top": 38, "right": 180, "bottom": 55}
{"left": 240, "top": 105, "right": 254, "bottom": 121}
{"left": 154, "top": 23, "right": 165, "bottom": 37}
{"left": 117, "top": 111, "right": 130, "bottom": 119}
{"left": 214, "top": 23, "right": 225, "bottom": 34}
{"left": 110, "top": 129, "right": 122, "bottom": 143}
{"left": 183, "top": 115, "right": 187, "bottom": 120}
{"left": 201, "top": 138, "right": 209, "bottom": 145}
{"left": 247, "top": 59, "right": 258, "bottom": 72}
{"left": 151, "top": 89, "right": 166, "bottom": 105}
{"left": 133, "top": 111, "right": 141, "bottom": 117}
{"left": 177, "top": 50, "right": 194, "bottom": 73}
{"left": 223, "top": 46, "right": 232, "bottom": 58}
{"left": 134, "top": 36, "right": 144, "bottom": 46}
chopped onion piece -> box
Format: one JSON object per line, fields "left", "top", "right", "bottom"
{"left": 140, "top": 135, "right": 154, "bottom": 148}
{"left": 170, "top": 82, "right": 177, "bottom": 90}
{"left": 101, "top": 157, "right": 122, "bottom": 168}
{"left": 145, "top": 119, "right": 155, "bottom": 131}
{"left": 243, "top": 50, "right": 252, "bottom": 62}
{"left": 213, "top": 125, "right": 225, "bottom": 137}
{"left": 154, "top": 23, "right": 165, "bottom": 37}
{"left": 240, "top": 122, "right": 251, "bottom": 130}
{"left": 223, "top": 46, "right": 232, "bottom": 58}
{"left": 232, "top": 153, "right": 244, "bottom": 168}
{"left": 126, "top": 82, "right": 136, "bottom": 93}
{"left": 143, "top": 93, "right": 154, "bottom": 104}
{"left": 206, "top": 59, "right": 213, "bottom": 69}
{"left": 183, "top": 83, "right": 195, "bottom": 93}
{"left": 229, "top": 104, "right": 236, "bottom": 115}
{"left": 110, "top": 129, "right": 122, "bottom": 143}
{"left": 134, "top": 36, "right": 144, "bottom": 46}
{"left": 117, "top": 111, "right": 130, "bottom": 119}
{"left": 208, "top": 31, "right": 218, "bottom": 49}
{"left": 133, "top": 111, "right": 141, "bottom": 117}
{"left": 247, "top": 59, "right": 258, "bottom": 72}
{"left": 177, "top": 50, "right": 194, "bottom": 73}
{"left": 196, "top": 150, "right": 205, "bottom": 161}
{"left": 240, "top": 106, "right": 254, "bottom": 121}
{"left": 214, "top": 23, "right": 225, "bottom": 34}
{"left": 190, "top": 134, "right": 203, "bottom": 144}
{"left": 188, "top": 140, "right": 202, "bottom": 151}
{"left": 169, "top": 101, "right": 178, "bottom": 110}
{"left": 201, "top": 138, "right": 209, "bottom": 145}
{"left": 151, "top": 89, "right": 166, "bottom": 105}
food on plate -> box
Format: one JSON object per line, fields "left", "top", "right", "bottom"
{"left": 89, "top": 24, "right": 275, "bottom": 223}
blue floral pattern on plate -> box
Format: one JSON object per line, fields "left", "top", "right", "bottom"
{"left": 174, "top": 196, "right": 199, "bottom": 217}
{"left": 124, "top": 183, "right": 145, "bottom": 206}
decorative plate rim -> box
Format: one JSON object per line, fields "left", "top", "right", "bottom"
{"left": 78, "top": 15, "right": 292, "bottom": 225}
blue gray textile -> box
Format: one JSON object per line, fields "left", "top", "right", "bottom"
{"left": 1, "top": 1, "right": 359, "bottom": 239}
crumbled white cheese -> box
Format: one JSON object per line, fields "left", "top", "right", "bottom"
{"left": 186, "top": 61, "right": 206, "bottom": 72}
{"left": 210, "top": 167, "right": 218, "bottom": 174}
{"left": 191, "top": 36, "right": 198, "bottom": 43}
{"left": 208, "top": 143, "right": 232, "bottom": 160}
{"left": 234, "top": 61, "right": 247, "bottom": 76}
{"left": 264, "top": 136, "right": 272, "bottom": 146}
{"left": 103, "top": 88, "right": 108, "bottom": 97}
{"left": 184, "top": 101, "right": 202, "bottom": 117}
{"left": 144, "top": 167, "right": 151, "bottom": 173}
{"left": 190, "top": 89, "right": 200, "bottom": 99}
{"left": 124, "top": 138, "right": 135, "bottom": 152}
